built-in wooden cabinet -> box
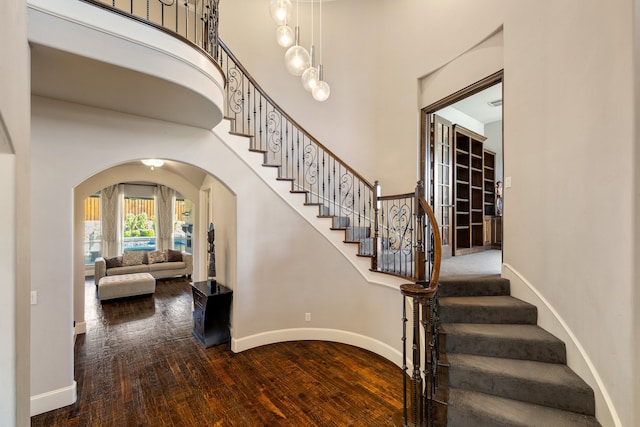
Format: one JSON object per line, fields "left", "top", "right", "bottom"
{"left": 453, "top": 125, "right": 487, "bottom": 255}
{"left": 483, "top": 150, "right": 496, "bottom": 217}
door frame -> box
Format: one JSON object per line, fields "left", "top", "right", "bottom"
{"left": 420, "top": 70, "right": 504, "bottom": 255}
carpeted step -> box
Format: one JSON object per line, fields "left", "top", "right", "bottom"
{"left": 440, "top": 296, "right": 537, "bottom": 324}
{"left": 345, "top": 226, "right": 370, "bottom": 241}
{"left": 319, "top": 205, "right": 330, "bottom": 216}
{"left": 447, "top": 388, "right": 601, "bottom": 427}
{"left": 438, "top": 275, "right": 510, "bottom": 297}
{"left": 441, "top": 323, "right": 566, "bottom": 363}
{"left": 447, "top": 354, "right": 595, "bottom": 415}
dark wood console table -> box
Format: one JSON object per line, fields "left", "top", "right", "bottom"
{"left": 191, "top": 281, "right": 232, "bottom": 348}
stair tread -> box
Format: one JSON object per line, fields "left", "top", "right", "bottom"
{"left": 441, "top": 323, "right": 566, "bottom": 363}
{"left": 442, "top": 323, "right": 562, "bottom": 344}
{"left": 448, "top": 353, "right": 589, "bottom": 387}
{"left": 440, "top": 295, "right": 534, "bottom": 308}
{"left": 438, "top": 275, "right": 510, "bottom": 297}
{"left": 448, "top": 388, "right": 601, "bottom": 427}
{"left": 448, "top": 353, "right": 594, "bottom": 414}
{"left": 439, "top": 295, "right": 537, "bottom": 324}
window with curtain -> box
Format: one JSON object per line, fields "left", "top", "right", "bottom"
{"left": 92, "top": 184, "right": 189, "bottom": 262}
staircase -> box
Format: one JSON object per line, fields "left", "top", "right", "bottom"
{"left": 438, "top": 275, "right": 601, "bottom": 426}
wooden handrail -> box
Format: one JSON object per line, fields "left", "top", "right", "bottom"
{"left": 377, "top": 192, "right": 414, "bottom": 201}
{"left": 418, "top": 196, "right": 441, "bottom": 290}
{"left": 218, "top": 39, "right": 375, "bottom": 190}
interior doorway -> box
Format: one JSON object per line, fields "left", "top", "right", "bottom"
{"left": 420, "top": 71, "right": 503, "bottom": 266}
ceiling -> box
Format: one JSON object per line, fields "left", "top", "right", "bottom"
{"left": 448, "top": 83, "right": 503, "bottom": 124}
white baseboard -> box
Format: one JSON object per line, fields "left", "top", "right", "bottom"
{"left": 30, "top": 381, "right": 77, "bottom": 416}
{"left": 231, "top": 328, "right": 403, "bottom": 368}
{"left": 502, "top": 264, "right": 620, "bottom": 427}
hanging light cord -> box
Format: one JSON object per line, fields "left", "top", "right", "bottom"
{"left": 319, "top": 0, "right": 323, "bottom": 78}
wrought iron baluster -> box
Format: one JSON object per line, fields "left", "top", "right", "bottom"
{"left": 402, "top": 296, "right": 408, "bottom": 426}
{"left": 258, "top": 96, "right": 263, "bottom": 151}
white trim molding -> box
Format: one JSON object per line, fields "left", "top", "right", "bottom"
{"left": 30, "top": 381, "right": 77, "bottom": 417}
{"left": 231, "top": 328, "right": 403, "bottom": 368}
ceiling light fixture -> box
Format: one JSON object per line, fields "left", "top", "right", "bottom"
{"left": 141, "top": 159, "right": 165, "bottom": 170}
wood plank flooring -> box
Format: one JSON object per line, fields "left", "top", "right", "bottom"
{"left": 31, "top": 278, "right": 404, "bottom": 426}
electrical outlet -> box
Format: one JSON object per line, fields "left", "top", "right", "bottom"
{"left": 505, "top": 176, "right": 512, "bottom": 188}
{"left": 31, "top": 291, "right": 37, "bottom": 305}
{"left": 305, "top": 312, "right": 311, "bottom": 322}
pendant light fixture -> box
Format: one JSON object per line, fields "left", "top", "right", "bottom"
{"left": 311, "top": 0, "right": 330, "bottom": 101}
{"left": 269, "top": 0, "right": 292, "bottom": 25}
{"left": 284, "top": 0, "right": 310, "bottom": 76}
{"left": 271, "top": 0, "right": 294, "bottom": 47}
{"left": 301, "top": 0, "right": 319, "bottom": 92}
{"left": 276, "top": 25, "right": 294, "bottom": 47}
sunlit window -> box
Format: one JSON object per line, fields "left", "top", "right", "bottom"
{"left": 174, "top": 198, "right": 193, "bottom": 254}
{"left": 123, "top": 197, "right": 156, "bottom": 252}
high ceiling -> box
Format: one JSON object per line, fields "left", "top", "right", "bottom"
{"left": 449, "top": 83, "right": 503, "bottom": 124}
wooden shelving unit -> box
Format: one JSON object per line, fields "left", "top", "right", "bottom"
{"left": 483, "top": 150, "right": 496, "bottom": 217}
{"left": 453, "top": 125, "right": 487, "bottom": 256}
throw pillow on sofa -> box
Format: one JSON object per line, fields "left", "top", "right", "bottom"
{"left": 148, "top": 250, "right": 167, "bottom": 264}
{"left": 166, "top": 249, "right": 183, "bottom": 262}
{"left": 123, "top": 251, "right": 145, "bottom": 266}
{"left": 104, "top": 256, "right": 123, "bottom": 269}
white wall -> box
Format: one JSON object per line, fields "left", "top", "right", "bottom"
{"left": 500, "top": 3, "right": 634, "bottom": 426}
{"left": 219, "top": 0, "right": 507, "bottom": 195}
{"left": 0, "top": 0, "right": 30, "bottom": 425}
{"left": 483, "top": 120, "right": 503, "bottom": 183}
{"left": 30, "top": 96, "right": 406, "bottom": 414}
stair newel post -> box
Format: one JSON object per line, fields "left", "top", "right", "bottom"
{"left": 373, "top": 181, "right": 380, "bottom": 270}
{"left": 415, "top": 181, "right": 426, "bottom": 282}
{"left": 411, "top": 294, "right": 424, "bottom": 425}
{"left": 401, "top": 293, "right": 408, "bottom": 425}
{"left": 398, "top": 284, "right": 436, "bottom": 427}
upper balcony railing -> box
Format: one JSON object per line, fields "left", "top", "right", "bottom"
{"left": 82, "top": 0, "right": 220, "bottom": 59}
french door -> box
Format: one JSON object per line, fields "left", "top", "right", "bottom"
{"left": 430, "top": 114, "right": 453, "bottom": 258}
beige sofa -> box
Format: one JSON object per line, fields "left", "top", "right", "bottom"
{"left": 94, "top": 250, "right": 192, "bottom": 285}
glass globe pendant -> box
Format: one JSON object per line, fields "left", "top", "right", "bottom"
{"left": 312, "top": 65, "right": 330, "bottom": 102}
{"left": 276, "top": 25, "right": 294, "bottom": 47}
{"left": 284, "top": 27, "right": 310, "bottom": 76}
{"left": 301, "top": 46, "right": 319, "bottom": 91}
{"left": 270, "top": 0, "right": 292, "bottom": 25}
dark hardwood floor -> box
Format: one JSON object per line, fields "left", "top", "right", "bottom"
{"left": 31, "top": 278, "right": 404, "bottom": 426}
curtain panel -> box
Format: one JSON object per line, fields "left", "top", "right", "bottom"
{"left": 100, "top": 184, "right": 124, "bottom": 257}
{"left": 155, "top": 185, "right": 175, "bottom": 251}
